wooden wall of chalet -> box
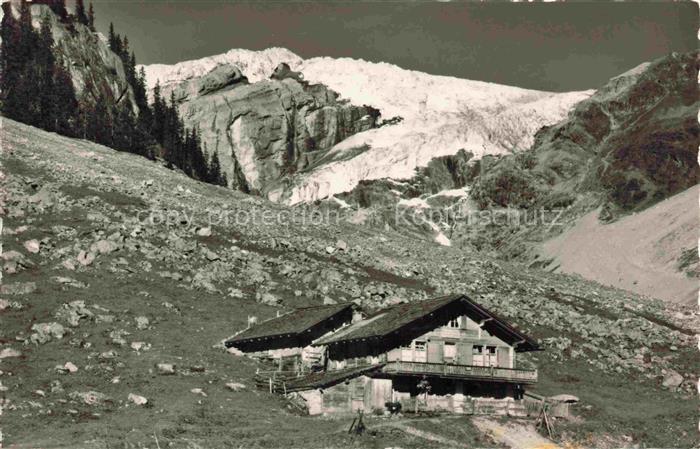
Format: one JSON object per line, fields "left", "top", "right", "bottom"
{"left": 301, "top": 376, "right": 526, "bottom": 416}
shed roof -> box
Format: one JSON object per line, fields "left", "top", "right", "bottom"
{"left": 224, "top": 303, "right": 353, "bottom": 347}
{"left": 286, "top": 364, "right": 383, "bottom": 391}
{"left": 313, "top": 294, "right": 539, "bottom": 352}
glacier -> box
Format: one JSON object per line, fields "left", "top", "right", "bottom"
{"left": 139, "top": 48, "right": 593, "bottom": 204}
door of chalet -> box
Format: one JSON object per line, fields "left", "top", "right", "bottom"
{"left": 368, "top": 378, "right": 393, "bottom": 410}
{"left": 427, "top": 341, "right": 443, "bottom": 363}
{"left": 456, "top": 342, "right": 473, "bottom": 365}
{"left": 497, "top": 347, "right": 510, "bottom": 368}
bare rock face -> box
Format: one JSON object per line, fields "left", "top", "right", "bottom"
{"left": 176, "top": 68, "right": 379, "bottom": 197}
{"left": 162, "top": 64, "right": 249, "bottom": 103}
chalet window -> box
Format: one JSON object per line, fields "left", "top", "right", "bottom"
{"left": 415, "top": 341, "right": 426, "bottom": 351}
{"left": 444, "top": 342, "right": 456, "bottom": 359}
{"left": 448, "top": 318, "right": 460, "bottom": 328}
{"left": 486, "top": 346, "right": 497, "bottom": 367}
{"left": 472, "top": 345, "right": 484, "bottom": 366}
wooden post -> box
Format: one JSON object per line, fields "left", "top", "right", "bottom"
{"left": 269, "top": 378, "right": 273, "bottom": 394}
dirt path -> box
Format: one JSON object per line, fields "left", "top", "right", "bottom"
{"left": 472, "top": 417, "right": 559, "bottom": 449}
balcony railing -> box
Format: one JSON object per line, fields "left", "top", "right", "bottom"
{"left": 382, "top": 361, "right": 538, "bottom": 384}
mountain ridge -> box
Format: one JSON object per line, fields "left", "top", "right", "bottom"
{"left": 140, "top": 47, "right": 592, "bottom": 204}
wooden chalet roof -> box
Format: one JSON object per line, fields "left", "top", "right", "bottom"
{"left": 225, "top": 303, "right": 353, "bottom": 347}
{"left": 313, "top": 294, "right": 540, "bottom": 352}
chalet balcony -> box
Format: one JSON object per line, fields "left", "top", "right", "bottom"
{"left": 381, "top": 361, "right": 538, "bottom": 384}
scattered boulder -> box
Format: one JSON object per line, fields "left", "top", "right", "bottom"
{"left": 55, "top": 300, "right": 94, "bottom": 327}
{"left": 58, "top": 362, "right": 79, "bottom": 373}
{"left": 65, "top": 361, "right": 79, "bottom": 373}
{"left": 190, "top": 388, "right": 207, "bottom": 397}
{"left": 196, "top": 227, "right": 212, "bottom": 237}
{"left": 336, "top": 240, "right": 348, "bottom": 251}
{"left": 156, "top": 363, "right": 176, "bottom": 375}
{"left": 2, "top": 250, "right": 34, "bottom": 273}
{"left": 202, "top": 248, "right": 220, "bottom": 261}
{"left": 662, "top": 370, "right": 683, "bottom": 391}
{"left": 135, "top": 316, "right": 150, "bottom": 330}
{"left": 23, "top": 239, "right": 40, "bottom": 254}
{"left": 225, "top": 382, "right": 246, "bottom": 392}
{"left": 0, "top": 347, "right": 22, "bottom": 359}
{"left": 228, "top": 288, "right": 244, "bottom": 299}
{"left": 109, "top": 329, "right": 130, "bottom": 346}
{"left": 257, "top": 292, "right": 280, "bottom": 306}
{"left": 130, "top": 341, "right": 151, "bottom": 351}
{"left": 92, "top": 239, "right": 118, "bottom": 255}
{"left": 30, "top": 322, "right": 66, "bottom": 344}
{"left": 1, "top": 282, "right": 37, "bottom": 295}
{"left": 77, "top": 250, "right": 96, "bottom": 266}
{"left": 70, "top": 390, "right": 108, "bottom": 406}
{"left": 99, "top": 350, "right": 118, "bottom": 360}
{"left": 52, "top": 276, "right": 88, "bottom": 288}
{"left": 128, "top": 393, "right": 148, "bottom": 405}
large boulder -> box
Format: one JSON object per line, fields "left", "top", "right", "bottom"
{"left": 164, "top": 64, "right": 249, "bottom": 103}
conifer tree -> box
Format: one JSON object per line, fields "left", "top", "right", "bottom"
{"left": 208, "top": 151, "right": 227, "bottom": 186}
{"left": 75, "top": 0, "right": 88, "bottom": 26}
{"left": 108, "top": 22, "right": 116, "bottom": 50}
{"left": 87, "top": 3, "right": 95, "bottom": 31}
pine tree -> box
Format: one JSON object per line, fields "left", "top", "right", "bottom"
{"left": 108, "top": 22, "right": 116, "bottom": 50}
{"left": 1, "top": 0, "right": 40, "bottom": 125}
{"left": 37, "top": 15, "right": 56, "bottom": 130}
{"left": 45, "top": 0, "right": 68, "bottom": 22}
{"left": 208, "top": 151, "right": 227, "bottom": 186}
{"left": 87, "top": 3, "right": 95, "bottom": 31}
{"left": 52, "top": 62, "right": 79, "bottom": 136}
{"left": 75, "top": 0, "right": 88, "bottom": 26}
{"left": 0, "top": 2, "right": 19, "bottom": 102}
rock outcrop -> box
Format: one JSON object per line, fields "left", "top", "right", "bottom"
{"left": 2, "top": 2, "right": 138, "bottom": 114}
{"left": 162, "top": 64, "right": 249, "bottom": 104}
{"left": 175, "top": 67, "right": 379, "bottom": 196}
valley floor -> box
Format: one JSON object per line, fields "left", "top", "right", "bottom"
{"left": 1, "top": 118, "right": 697, "bottom": 448}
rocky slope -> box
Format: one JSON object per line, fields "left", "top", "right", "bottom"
{"left": 541, "top": 186, "right": 699, "bottom": 305}
{"left": 1, "top": 117, "right": 698, "bottom": 448}
{"left": 470, "top": 51, "right": 699, "bottom": 214}
{"left": 2, "top": 2, "right": 137, "bottom": 113}
{"left": 140, "top": 49, "right": 592, "bottom": 203}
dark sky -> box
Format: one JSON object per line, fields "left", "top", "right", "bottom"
{"left": 87, "top": 1, "right": 697, "bottom": 92}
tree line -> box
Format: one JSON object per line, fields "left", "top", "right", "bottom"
{"left": 0, "top": 0, "right": 227, "bottom": 187}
